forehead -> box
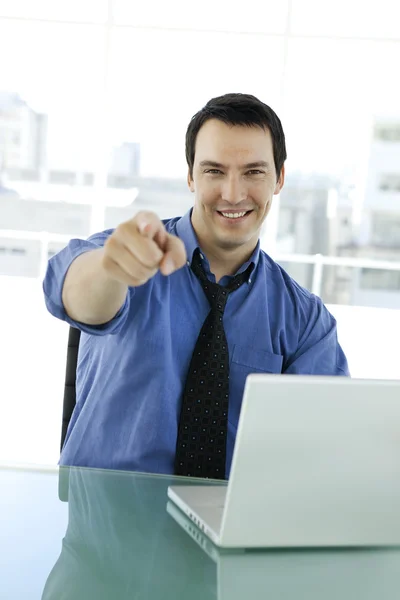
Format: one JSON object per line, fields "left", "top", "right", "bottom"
{"left": 194, "top": 119, "right": 273, "bottom": 164}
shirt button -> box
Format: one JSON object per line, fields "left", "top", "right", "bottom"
{"left": 200, "top": 253, "right": 204, "bottom": 260}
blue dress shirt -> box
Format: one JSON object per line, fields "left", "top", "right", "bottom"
{"left": 43, "top": 209, "right": 349, "bottom": 476}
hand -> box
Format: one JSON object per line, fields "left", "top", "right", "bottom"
{"left": 101, "top": 211, "right": 187, "bottom": 287}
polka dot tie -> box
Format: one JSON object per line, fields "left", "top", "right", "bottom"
{"left": 174, "top": 249, "right": 253, "bottom": 480}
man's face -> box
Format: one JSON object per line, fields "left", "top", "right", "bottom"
{"left": 189, "top": 119, "right": 284, "bottom": 252}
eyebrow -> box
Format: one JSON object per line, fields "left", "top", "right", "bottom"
{"left": 199, "top": 160, "right": 270, "bottom": 169}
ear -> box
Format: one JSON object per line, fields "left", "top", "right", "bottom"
{"left": 274, "top": 164, "right": 285, "bottom": 195}
{"left": 187, "top": 170, "right": 195, "bottom": 193}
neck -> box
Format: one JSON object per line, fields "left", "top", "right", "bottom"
{"left": 196, "top": 238, "right": 256, "bottom": 284}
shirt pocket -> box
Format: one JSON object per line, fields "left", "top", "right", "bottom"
{"left": 228, "top": 344, "right": 283, "bottom": 431}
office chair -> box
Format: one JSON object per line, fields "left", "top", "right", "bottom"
{"left": 61, "top": 326, "right": 81, "bottom": 451}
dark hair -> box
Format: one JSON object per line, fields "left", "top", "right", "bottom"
{"left": 185, "top": 93, "right": 287, "bottom": 180}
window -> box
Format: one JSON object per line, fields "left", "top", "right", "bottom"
{"left": 379, "top": 174, "right": 400, "bottom": 193}
{"left": 0, "top": 245, "right": 27, "bottom": 256}
{"left": 374, "top": 125, "right": 400, "bottom": 143}
{"left": 284, "top": 39, "right": 400, "bottom": 176}
{"left": 0, "top": 16, "right": 106, "bottom": 464}
{"left": 0, "top": 0, "right": 108, "bottom": 22}
{"left": 12, "top": 131, "right": 21, "bottom": 145}
{"left": 49, "top": 170, "right": 78, "bottom": 185}
{"left": 291, "top": 0, "right": 400, "bottom": 38}
{"left": 361, "top": 269, "right": 400, "bottom": 291}
{"left": 108, "top": 28, "right": 284, "bottom": 178}
{"left": 1, "top": 0, "right": 400, "bottom": 468}
{"left": 113, "top": 0, "right": 288, "bottom": 33}
{"left": 372, "top": 213, "right": 400, "bottom": 247}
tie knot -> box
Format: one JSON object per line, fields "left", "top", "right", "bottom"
{"left": 203, "top": 284, "right": 230, "bottom": 312}
{"left": 191, "top": 250, "right": 251, "bottom": 314}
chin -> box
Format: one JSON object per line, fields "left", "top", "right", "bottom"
{"left": 214, "top": 233, "right": 252, "bottom": 250}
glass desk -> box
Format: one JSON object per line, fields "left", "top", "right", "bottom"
{"left": 1, "top": 464, "right": 400, "bottom": 599}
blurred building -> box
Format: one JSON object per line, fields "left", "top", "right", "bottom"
{"left": 273, "top": 118, "right": 400, "bottom": 308}
{"left": 335, "top": 118, "right": 400, "bottom": 309}
{"left": 108, "top": 142, "right": 141, "bottom": 183}
{"left": 0, "top": 93, "right": 399, "bottom": 309}
{"left": 0, "top": 91, "right": 47, "bottom": 175}
{"left": 276, "top": 173, "right": 346, "bottom": 290}
{"left": 0, "top": 174, "right": 191, "bottom": 278}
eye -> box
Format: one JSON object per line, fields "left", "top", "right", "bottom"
{"left": 205, "top": 169, "right": 223, "bottom": 175}
{"left": 247, "top": 169, "right": 264, "bottom": 175}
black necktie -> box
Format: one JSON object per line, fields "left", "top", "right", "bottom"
{"left": 174, "top": 250, "right": 253, "bottom": 480}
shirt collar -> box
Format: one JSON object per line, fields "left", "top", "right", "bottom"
{"left": 175, "top": 208, "right": 201, "bottom": 265}
{"left": 175, "top": 208, "right": 261, "bottom": 281}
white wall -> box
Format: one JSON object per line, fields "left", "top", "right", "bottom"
{"left": 328, "top": 303, "right": 400, "bottom": 380}
{"left": 350, "top": 289, "right": 400, "bottom": 311}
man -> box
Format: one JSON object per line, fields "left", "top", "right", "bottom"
{"left": 43, "top": 93, "right": 349, "bottom": 478}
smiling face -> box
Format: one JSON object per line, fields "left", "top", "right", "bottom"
{"left": 189, "top": 119, "right": 285, "bottom": 258}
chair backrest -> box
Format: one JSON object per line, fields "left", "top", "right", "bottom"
{"left": 61, "top": 326, "right": 81, "bottom": 451}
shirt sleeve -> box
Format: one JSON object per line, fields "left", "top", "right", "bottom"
{"left": 42, "top": 231, "right": 131, "bottom": 336}
{"left": 283, "top": 295, "right": 350, "bottom": 376}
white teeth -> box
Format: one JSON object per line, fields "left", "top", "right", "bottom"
{"left": 221, "top": 211, "right": 247, "bottom": 219}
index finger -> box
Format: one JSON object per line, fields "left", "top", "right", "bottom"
{"left": 159, "top": 234, "right": 187, "bottom": 276}
{"left": 135, "top": 211, "right": 168, "bottom": 249}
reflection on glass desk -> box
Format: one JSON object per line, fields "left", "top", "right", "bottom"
{"left": 1, "top": 464, "right": 400, "bottom": 600}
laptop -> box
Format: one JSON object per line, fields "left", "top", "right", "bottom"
{"left": 167, "top": 499, "right": 400, "bottom": 600}
{"left": 168, "top": 375, "right": 400, "bottom": 548}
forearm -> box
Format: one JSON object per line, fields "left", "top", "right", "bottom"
{"left": 61, "top": 248, "right": 128, "bottom": 325}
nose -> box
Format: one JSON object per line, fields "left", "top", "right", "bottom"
{"left": 221, "top": 174, "right": 247, "bottom": 205}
